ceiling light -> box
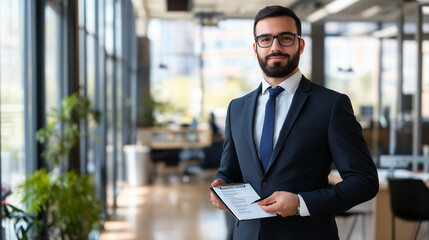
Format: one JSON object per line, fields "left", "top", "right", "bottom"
{"left": 306, "top": 9, "right": 328, "bottom": 23}
{"left": 423, "top": 6, "right": 429, "bottom": 15}
{"left": 306, "top": 0, "right": 359, "bottom": 23}
{"left": 325, "top": 0, "right": 359, "bottom": 14}
{"left": 361, "top": 6, "right": 381, "bottom": 18}
{"left": 372, "top": 26, "right": 397, "bottom": 38}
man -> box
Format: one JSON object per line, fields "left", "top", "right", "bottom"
{"left": 210, "top": 5, "right": 379, "bottom": 240}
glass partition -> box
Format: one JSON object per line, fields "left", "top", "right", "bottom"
{"left": 149, "top": 19, "right": 312, "bottom": 125}
{"left": 0, "top": 0, "right": 26, "bottom": 193}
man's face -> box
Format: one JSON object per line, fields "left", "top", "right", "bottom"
{"left": 253, "top": 16, "right": 304, "bottom": 79}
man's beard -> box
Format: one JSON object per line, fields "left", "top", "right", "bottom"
{"left": 257, "top": 48, "right": 300, "bottom": 78}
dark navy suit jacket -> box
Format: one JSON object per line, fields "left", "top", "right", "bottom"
{"left": 215, "top": 76, "right": 379, "bottom": 240}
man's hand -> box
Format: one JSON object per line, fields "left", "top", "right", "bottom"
{"left": 210, "top": 179, "right": 228, "bottom": 211}
{"left": 257, "top": 191, "right": 300, "bottom": 217}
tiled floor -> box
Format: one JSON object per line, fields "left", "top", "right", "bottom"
{"left": 100, "top": 169, "right": 374, "bottom": 240}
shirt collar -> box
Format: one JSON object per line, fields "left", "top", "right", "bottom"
{"left": 261, "top": 70, "right": 302, "bottom": 95}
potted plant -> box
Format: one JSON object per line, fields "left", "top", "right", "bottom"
{"left": 2, "top": 91, "right": 103, "bottom": 240}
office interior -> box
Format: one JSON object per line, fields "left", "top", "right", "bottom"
{"left": 1, "top": 0, "right": 429, "bottom": 239}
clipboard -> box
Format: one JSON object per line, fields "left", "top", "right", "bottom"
{"left": 210, "top": 183, "right": 276, "bottom": 221}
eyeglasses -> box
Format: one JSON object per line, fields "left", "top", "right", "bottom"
{"left": 255, "top": 32, "right": 302, "bottom": 48}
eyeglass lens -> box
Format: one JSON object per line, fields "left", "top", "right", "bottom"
{"left": 257, "top": 33, "right": 296, "bottom": 48}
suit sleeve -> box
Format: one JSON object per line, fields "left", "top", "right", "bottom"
{"left": 215, "top": 100, "right": 243, "bottom": 184}
{"left": 300, "top": 94, "right": 379, "bottom": 220}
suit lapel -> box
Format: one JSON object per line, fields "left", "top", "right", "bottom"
{"left": 244, "top": 84, "right": 265, "bottom": 176}
{"left": 267, "top": 77, "right": 311, "bottom": 171}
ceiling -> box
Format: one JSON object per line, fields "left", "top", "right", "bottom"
{"left": 132, "top": 0, "right": 429, "bottom": 24}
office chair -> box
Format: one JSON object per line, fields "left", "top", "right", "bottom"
{"left": 388, "top": 178, "right": 429, "bottom": 240}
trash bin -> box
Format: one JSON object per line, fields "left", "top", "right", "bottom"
{"left": 124, "top": 145, "right": 152, "bottom": 186}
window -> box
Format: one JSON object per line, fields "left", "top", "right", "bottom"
{"left": 325, "top": 22, "right": 378, "bottom": 117}
{"left": 44, "top": 4, "right": 61, "bottom": 118}
{"left": 0, "top": 0, "right": 26, "bottom": 197}
{"left": 85, "top": 0, "right": 97, "bottom": 174}
{"left": 149, "top": 20, "right": 202, "bottom": 124}
{"left": 1, "top": 0, "right": 138, "bottom": 233}
{"left": 380, "top": 39, "right": 397, "bottom": 125}
{"left": 149, "top": 19, "right": 312, "bottom": 124}
{"left": 1, "top": 1, "right": 26, "bottom": 238}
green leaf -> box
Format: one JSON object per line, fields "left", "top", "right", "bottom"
{"left": 35, "top": 89, "right": 101, "bottom": 167}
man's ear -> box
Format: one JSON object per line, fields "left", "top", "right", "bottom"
{"left": 299, "top": 38, "right": 305, "bottom": 55}
{"left": 253, "top": 42, "right": 257, "bottom": 57}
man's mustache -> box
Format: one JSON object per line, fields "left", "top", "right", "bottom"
{"left": 265, "top": 53, "right": 290, "bottom": 60}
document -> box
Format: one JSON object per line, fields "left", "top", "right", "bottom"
{"left": 210, "top": 183, "right": 277, "bottom": 221}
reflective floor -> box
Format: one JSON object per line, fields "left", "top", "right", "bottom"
{"left": 100, "top": 168, "right": 373, "bottom": 240}
{"left": 100, "top": 169, "right": 227, "bottom": 240}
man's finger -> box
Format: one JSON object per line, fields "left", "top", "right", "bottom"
{"left": 210, "top": 192, "right": 228, "bottom": 211}
{"left": 257, "top": 194, "right": 276, "bottom": 206}
{"left": 211, "top": 179, "right": 226, "bottom": 187}
{"left": 259, "top": 201, "right": 279, "bottom": 213}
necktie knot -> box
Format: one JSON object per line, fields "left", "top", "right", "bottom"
{"left": 268, "top": 86, "right": 284, "bottom": 98}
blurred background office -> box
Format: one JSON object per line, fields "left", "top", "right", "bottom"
{"left": 1, "top": 0, "right": 429, "bottom": 239}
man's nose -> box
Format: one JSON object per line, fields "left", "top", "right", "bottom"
{"left": 270, "top": 37, "right": 282, "bottom": 52}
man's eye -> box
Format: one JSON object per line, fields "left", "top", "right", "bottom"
{"left": 260, "top": 37, "right": 271, "bottom": 42}
{"left": 280, "top": 36, "right": 293, "bottom": 41}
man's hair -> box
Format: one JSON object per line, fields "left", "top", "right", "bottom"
{"left": 253, "top": 5, "right": 302, "bottom": 37}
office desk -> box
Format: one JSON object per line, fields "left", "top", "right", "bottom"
{"left": 137, "top": 127, "right": 212, "bottom": 149}
{"left": 136, "top": 127, "right": 213, "bottom": 181}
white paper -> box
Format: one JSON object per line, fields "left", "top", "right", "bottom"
{"left": 211, "top": 183, "right": 276, "bottom": 221}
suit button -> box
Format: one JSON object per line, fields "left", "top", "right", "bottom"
{"left": 261, "top": 182, "right": 267, "bottom": 187}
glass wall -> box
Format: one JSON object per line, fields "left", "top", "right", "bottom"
{"left": 149, "top": 19, "right": 312, "bottom": 125}
{"left": 115, "top": 0, "right": 124, "bottom": 200}
{"left": 325, "top": 22, "right": 379, "bottom": 119}
{"left": 1, "top": 0, "right": 29, "bottom": 238}
{"left": 44, "top": 4, "right": 61, "bottom": 118}
{"left": 201, "top": 19, "right": 259, "bottom": 120}
{"left": 324, "top": 21, "right": 429, "bottom": 155}
{"left": 402, "top": 40, "right": 429, "bottom": 119}
{"left": 423, "top": 41, "right": 429, "bottom": 152}
{"left": 380, "top": 39, "right": 397, "bottom": 126}
{"left": 104, "top": 0, "right": 117, "bottom": 214}
{"left": 1, "top": 0, "right": 138, "bottom": 237}
{"left": 396, "top": 40, "right": 429, "bottom": 153}
{"left": 78, "top": 0, "right": 137, "bottom": 215}
{"left": 0, "top": 0, "right": 26, "bottom": 199}
{"left": 82, "top": 0, "right": 98, "bottom": 174}
{"left": 148, "top": 20, "right": 201, "bottom": 124}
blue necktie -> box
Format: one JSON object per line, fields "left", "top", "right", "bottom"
{"left": 260, "top": 86, "right": 284, "bottom": 172}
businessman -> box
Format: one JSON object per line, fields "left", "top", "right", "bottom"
{"left": 210, "top": 5, "right": 379, "bottom": 240}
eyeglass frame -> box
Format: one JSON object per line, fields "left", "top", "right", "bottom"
{"left": 254, "top": 32, "right": 302, "bottom": 48}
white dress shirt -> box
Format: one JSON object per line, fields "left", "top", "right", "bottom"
{"left": 253, "top": 69, "right": 310, "bottom": 216}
